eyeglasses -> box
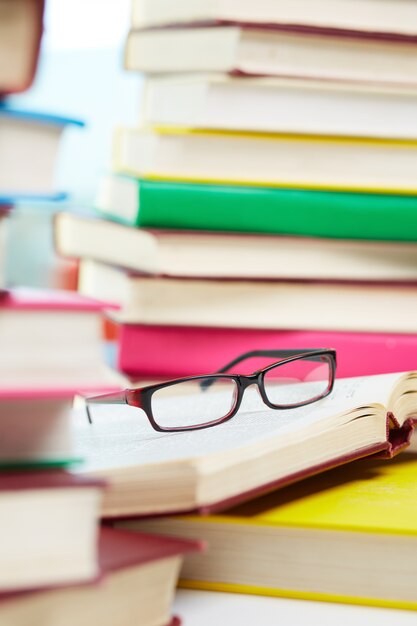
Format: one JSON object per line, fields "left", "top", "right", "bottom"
{"left": 86, "top": 348, "right": 336, "bottom": 432}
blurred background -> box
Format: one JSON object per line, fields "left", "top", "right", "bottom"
{"left": 6, "top": 0, "right": 140, "bottom": 287}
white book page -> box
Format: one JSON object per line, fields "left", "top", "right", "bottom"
{"left": 73, "top": 372, "right": 404, "bottom": 472}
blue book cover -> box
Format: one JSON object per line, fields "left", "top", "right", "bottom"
{"left": 0, "top": 192, "right": 68, "bottom": 205}
{"left": 0, "top": 104, "right": 84, "bottom": 128}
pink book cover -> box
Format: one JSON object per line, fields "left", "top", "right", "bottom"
{"left": 0, "top": 287, "right": 118, "bottom": 312}
{"left": 117, "top": 324, "right": 417, "bottom": 379}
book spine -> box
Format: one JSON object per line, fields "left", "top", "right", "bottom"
{"left": 117, "top": 325, "right": 417, "bottom": 378}
{"left": 135, "top": 180, "right": 417, "bottom": 241}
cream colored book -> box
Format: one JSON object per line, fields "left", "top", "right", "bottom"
{"left": 113, "top": 128, "right": 417, "bottom": 194}
{"left": 78, "top": 259, "right": 417, "bottom": 333}
{"left": 142, "top": 75, "right": 417, "bottom": 140}
{"left": 131, "top": 0, "right": 417, "bottom": 36}
{"left": 125, "top": 25, "right": 417, "bottom": 85}
{"left": 55, "top": 212, "right": 417, "bottom": 283}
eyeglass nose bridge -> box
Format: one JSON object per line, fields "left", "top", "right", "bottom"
{"left": 238, "top": 370, "right": 271, "bottom": 404}
{"left": 238, "top": 372, "right": 265, "bottom": 394}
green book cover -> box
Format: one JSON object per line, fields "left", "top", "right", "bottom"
{"left": 0, "top": 457, "right": 82, "bottom": 471}
{"left": 98, "top": 176, "right": 417, "bottom": 241}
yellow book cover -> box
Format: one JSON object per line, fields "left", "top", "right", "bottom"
{"left": 112, "top": 126, "right": 417, "bottom": 195}
{"left": 120, "top": 454, "right": 417, "bottom": 610}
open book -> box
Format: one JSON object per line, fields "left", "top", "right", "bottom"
{"left": 73, "top": 372, "right": 416, "bottom": 518}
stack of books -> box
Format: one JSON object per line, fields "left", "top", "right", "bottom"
{"left": 51, "top": 0, "right": 417, "bottom": 613}
{"left": 0, "top": 0, "right": 82, "bottom": 288}
{"left": 0, "top": 468, "right": 199, "bottom": 626}
{"left": 0, "top": 3, "right": 202, "bottom": 624}
{"left": 120, "top": 451, "right": 417, "bottom": 611}
{"left": 55, "top": 0, "right": 417, "bottom": 383}
{"left": 0, "top": 0, "right": 124, "bottom": 468}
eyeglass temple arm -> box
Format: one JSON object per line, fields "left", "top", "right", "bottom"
{"left": 200, "top": 349, "right": 328, "bottom": 392}
{"left": 215, "top": 349, "right": 327, "bottom": 375}
{"left": 85, "top": 390, "right": 128, "bottom": 424}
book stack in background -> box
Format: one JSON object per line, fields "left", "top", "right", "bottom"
{"left": 54, "top": 0, "right": 417, "bottom": 382}
{"left": 47, "top": 0, "right": 417, "bottom": 614}
{"left": 0, "top": 0, "right": 125, "bottom": 464}
{"left": 0, "top": 4, "right": 204, "bottom": 625}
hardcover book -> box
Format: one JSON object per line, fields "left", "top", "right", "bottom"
{"left": 74, "top": 371, "right": 416, "bottom": 518}
{"left": 113, "top": 127, "right": 417, "bottom": 194}
{"left": 131, "top": 0, "right": 417, "bottom": 36}
{"left": 125, "top": 24, "right": 417, "bottom": 85}
{"left": 0, "top": 287, "right": 122, "bottom": 391}
{"left": 142, "top": 75, "right": 417, "bottom": 139}
{"left": 0, "top": 106, "right": 83, "bottom": 196}
{"left": 122, "top": 454, "right": 417, "bottom": 610}
{"left": 116, "top": 324, "right": 417, "bottom": 380}
{"left": 55, "top": 211, "right": 417, "bottom": 282}
{"left": 0, "top": 526, "right": 199, "bottom": 626}
{"left": 0, "top": 389, "right": 78, "bottom": 467}
{"left": 95, "top": 174, "right": 417, "bottom": 241}
{"left": 78, "top": 259, "right": 417, "bottom": 334}
{"left": 0, "top": 471, "right": 103, "bottom": 590}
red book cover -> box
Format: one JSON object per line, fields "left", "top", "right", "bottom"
{"left": 0, "top": 526, "right": 201, "bottom": 601}
{"left": 98, "top": 526, "right": 203, "bottom": 572}
{"left": 0, "top": 470, "right": 104, "bottom": 492}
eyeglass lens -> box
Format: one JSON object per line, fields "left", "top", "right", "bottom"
{"left": 263, "top": 355, "right": 332, "bottom": 407}
{"left": 151, "top": 377, "right": 238, "bottom": 429}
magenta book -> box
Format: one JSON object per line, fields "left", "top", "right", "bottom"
{"left": 118, "top": 324, "right": 417, "bottom": 379}
{"left": 0, "top": 287, "right": 116, "bottom": 312}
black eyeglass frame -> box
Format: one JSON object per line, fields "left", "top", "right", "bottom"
{"left": 86, "top": 348, "right": 336, "bottom": 433}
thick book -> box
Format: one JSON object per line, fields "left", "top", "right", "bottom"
{"left": 0, "top": 526, "right": 199, "bottom": 626}
{"left": 122, "top": 454, "right": 417, "bottom": 610}
{"left": 0, "top": 471, "right": 103, "bottom": 591}
{"left": 0, "top": 287, "right": 122, "bottom": 391}
{"left": 143, "top": 75, "right": 417, "bottom": 140}
{"left": 117, "top": 324, "right": 417, "bottom": 380}
{"left": 0, "top": 388, "right": 81, "bottom": 467}
{"left": 74, "top": 371, "right": 416, "bottom": 518}
{"left": 113, "top": 127, "right": 417, "bottom": 194}
{"left": 78, "top": 259, "right": 417, "bottom": 334}
{"left": 0, "top": 0, "right": 44, "bottom": 95}
{"left": 55, "top": 212, "right": 417, "bottom": 282}
{"left": 95, "top": 174, "right": 417, "bottom": 241}
{"left": 0, "top": 105, "right": 83, "bottom": 196}
{"left": 131, "top": 0, "right": 417, "bottom": 36}
{"left": 125, "top": 24, "right": 417, "bottom": 85}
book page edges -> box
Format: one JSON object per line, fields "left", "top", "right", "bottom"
{"left": 179, "top": 579, "right": 417, "bottom": 611}
{"left": 103, "top": 440, "right": 389, "bottom": 520}
{"left": 196, "top": 440, "right": 390, "bottom": 516}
